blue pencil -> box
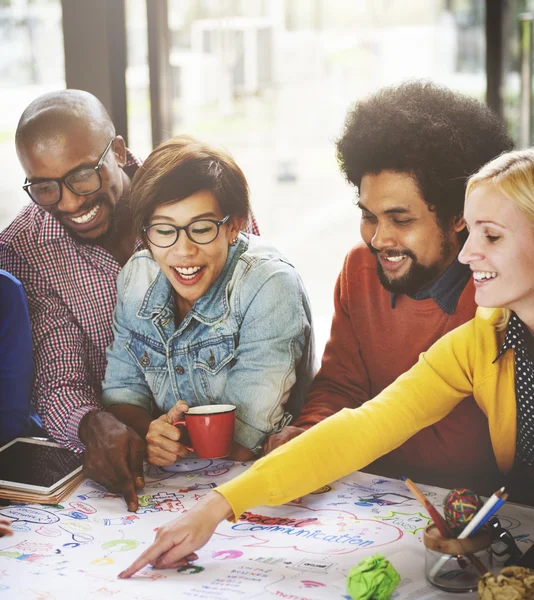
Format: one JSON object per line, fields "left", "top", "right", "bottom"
{"left": 429, "top": 486, "right": 506, "bottom": 579}
{"left": 471, "top": 494, "right": 508, "bottom": 534}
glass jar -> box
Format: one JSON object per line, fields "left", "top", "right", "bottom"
{"left": 424, "top": 523, "right": 493, "bottom": 593}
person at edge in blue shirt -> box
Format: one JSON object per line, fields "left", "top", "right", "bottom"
{"left": 100, "top": 135, "right": 316, "bottom": 468}
{"left": 0, "top": 270, "right": 45, "bottom": 446}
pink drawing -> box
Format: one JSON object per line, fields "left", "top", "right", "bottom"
{"left": 301, "top": 580, "right": 327, "bottom": 588}
{"left": 212, "top": 549, "right": 243, "bottom": 560}
{"left": 35, "top": 526, "right": 61, "bottom": 537}
{"left": 154, "top": 499, "right": 184, "bottom": 513}
{"left": 69, "top": 502, "right": 96, "bottom": 514}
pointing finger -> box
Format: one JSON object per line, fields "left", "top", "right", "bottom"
{"left": 118, "top": 537, "right": 176, "bottom": 578}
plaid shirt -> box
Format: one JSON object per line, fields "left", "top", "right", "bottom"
{"left": 0, "top": 150, "right": 259, "bottom": 452}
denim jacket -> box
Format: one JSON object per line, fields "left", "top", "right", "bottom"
{"left": 101, "top": 233, "right": 316, "bottom": 451}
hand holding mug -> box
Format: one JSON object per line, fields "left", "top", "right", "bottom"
{"left": 146, "top": 401, "right": 190, "bottom": 466}
{"left": 174, "top": 405, "right": 236, "bottom": 459}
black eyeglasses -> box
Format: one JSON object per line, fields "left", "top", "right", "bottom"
{"left": 143, "top": 215, "right": 231, "bottom": 248}
{"left": 488, "top": 517, "right": 522, "bottom": 565}
{"left": 22, "top": 138, "right": 115, "bottom": 206}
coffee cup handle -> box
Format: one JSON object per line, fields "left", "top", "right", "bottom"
{"left": 172, "top": 420, "right": 194, "bottom": 453}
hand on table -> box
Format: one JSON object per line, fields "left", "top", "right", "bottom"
{"left": 146, "top": 401, "right": 191, "bottom": 466}
{"left": 79, "top": 411, "right": 145, "bottom": 512}
{"left": 0, "top": 517, "right": 13, "bottom": 536}
{"left": 118, "top": 491, "right": 233, "bottom": 578}
{"left": 264, "top": 425, "right": 306, "bottom": 454}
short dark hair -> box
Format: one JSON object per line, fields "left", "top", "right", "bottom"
{"left": 130, "top": 135, "right": 250, "bottom": 236}
{"left": 336, "top": 80, "right": 514, "bottom": 227}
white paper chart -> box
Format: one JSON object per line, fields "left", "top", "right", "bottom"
{"left": 0, "top": 459, "right": 532, "bottom": 599}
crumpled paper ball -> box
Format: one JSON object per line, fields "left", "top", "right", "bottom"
{"left": 347, "top": 554, "right": 401, "bottom": 600}
{"left": 478, "top": 566, "right": 534, "bottom": 600}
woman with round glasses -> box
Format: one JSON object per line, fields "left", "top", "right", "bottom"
{"left": 120, "top": 147, "right": 534, "bottom": 577}
{"left": 101, "top": 135, "right": 316, "bottom": 464}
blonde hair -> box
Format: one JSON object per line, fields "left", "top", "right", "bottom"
{"left": 466, "top": 148, "right": 534, "bottom": 329}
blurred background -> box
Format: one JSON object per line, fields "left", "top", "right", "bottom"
{"left": 0, "top": 0, "right": 532, "bottom": 350}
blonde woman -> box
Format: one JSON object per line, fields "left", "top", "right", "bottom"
{"left": 120, "top": 148, "right": 534, "bottom": 577}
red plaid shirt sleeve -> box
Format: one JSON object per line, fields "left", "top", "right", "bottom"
{"left": 0, "top": 242, "right": 101, "bottom": 452}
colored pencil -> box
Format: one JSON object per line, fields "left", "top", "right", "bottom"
{"left": 402, "top": 476, "right": 453, "bottom": 538}
{"left": 458, "top": 487, "right": 506, "bottom": 539}
{"left": 471, "top": 493, "right": 508, "bottom": 534}
{"left": 429, "top": 486, "right": 506, "bottom": 579}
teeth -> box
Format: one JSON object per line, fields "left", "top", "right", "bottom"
{"left": 173, "top": 266, "right": 202, "bottom": 280}
{"left": 384, "top": 255, "right": 406, "bottom": 262}
{"left": 71, "top": 203, "right": 100, "bottom": 224}
{"left": 473, "top": 271, "right": 498, "bottom": 281}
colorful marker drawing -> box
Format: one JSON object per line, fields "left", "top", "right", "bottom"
{"left": 0, "top": 459, "right": 532, "bottom": 600}
{"left": 378, "top": 511, "right": 432, "bottom": 535}
{"left": 354, "top": 492, "right": 415, "bottom": 507}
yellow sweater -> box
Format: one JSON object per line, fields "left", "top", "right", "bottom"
{"left": 217, "top": 308, "right": 516, "bottom": 519}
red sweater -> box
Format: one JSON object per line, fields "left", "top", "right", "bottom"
{"left": 297, "top": 244, "right": 500, "bottom": 490}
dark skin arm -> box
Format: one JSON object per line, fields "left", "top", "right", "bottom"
{"left": 79, "top": 410, "right": 146, "bottom": 512}
{"left": 107, "top": 404, "right": 153, "bottom": 439}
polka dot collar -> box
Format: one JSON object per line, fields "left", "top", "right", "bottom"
{"left": 495, "top": 313, "right": 532, "bottom": 361}
{"left": 495, "top": 313, "right": 534, "bottom": 466}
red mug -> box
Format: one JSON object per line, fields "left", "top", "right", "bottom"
{"left": 174, "top": 404, "right": 236, "bottom": 459}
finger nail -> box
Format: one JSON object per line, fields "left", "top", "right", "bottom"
{"left": 135, "top": 477, "right": 144, "bottom": 488}
{"left": 128, "top": 504, "right": 137, "bottom": 512}
{"left": 118, "top": 571, "right": 127, "bottom": 579}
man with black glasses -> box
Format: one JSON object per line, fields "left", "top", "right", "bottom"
{"left": 0, "top": 90, "right": 258, "bottom": 512}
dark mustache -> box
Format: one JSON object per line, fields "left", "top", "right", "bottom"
{"left": 369, "top": 246, "right": 417, "bottom": 261}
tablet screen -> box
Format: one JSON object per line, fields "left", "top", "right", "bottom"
{"left": 0, "top": 441, "right": 83, "bottom": 489}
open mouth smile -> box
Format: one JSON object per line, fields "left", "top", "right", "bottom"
{"left": 70, "top": 202, "right": 101, "bottom": 225}
{"left": 473, "top": 271, "right": 498, "bottom": 285}
{"left": 172, "top": 266, "right": 205, "bottom": 282}
{"left": 378, "top": 253, "right": 410, "bottom": 272}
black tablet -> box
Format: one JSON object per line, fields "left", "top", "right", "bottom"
{"left": 0, "top": 438, "right": 83, "bottom": 494}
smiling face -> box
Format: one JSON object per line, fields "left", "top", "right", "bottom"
{"left": 17, "top": 124, "right": 127, "bottom": 243}
{"left": 359, "top": 171, "right": 464, "bottom": 295}
{"left": 459, "top": 182, "right": 534, "bottom": 323}
{"left": 147, "top": 190, "right": 242, "bottom": 316}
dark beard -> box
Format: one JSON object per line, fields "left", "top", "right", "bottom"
{"left": 370, "top": 236, "right": 451, "bottom": 296}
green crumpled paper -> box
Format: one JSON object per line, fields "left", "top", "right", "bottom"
{"left": 347, "top": 554, "right": 401, "bottom": 600}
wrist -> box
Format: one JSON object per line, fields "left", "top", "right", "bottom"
{"left": 201, "top": 491, "right": 234, "bottom": 523}
{"left": 78, "top": 409, "right": 107, "bottom": 445}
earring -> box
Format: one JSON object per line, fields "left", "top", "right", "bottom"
{"left": 230, "top": 236, "right": 239, "bottom": 246}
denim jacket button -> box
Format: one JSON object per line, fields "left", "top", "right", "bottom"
{"left": 140, "top": 352, "right": 150, "bottom": 366}
{"left": 208, "top": 355, "right": 216, "bottom": 367}
{"left": 175, "top": 365, "right": 184, "bottom": 375}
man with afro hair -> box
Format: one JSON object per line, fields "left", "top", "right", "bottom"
{"left": 266, "top": 80, "right": 514, "bottom": 491}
